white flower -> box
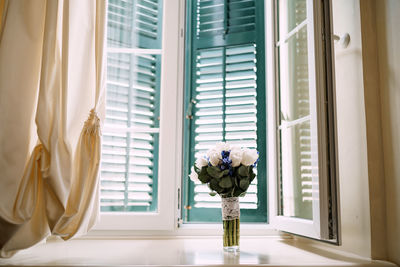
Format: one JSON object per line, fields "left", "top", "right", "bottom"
{"left": 206, "top": 149, "right": 221, "bottom": 166}
{"left": 241, "top": 148, "right": 259, "bottom": 166}
{"left": 189, "top": 166, "right": 200, "bottom": 183}
{"left": 229, "top": 146, "right": 243, "bottom": 167}
{"left": 195, "top": 156, "right": 208, "bottom": 169}
{"left": 215, "top": 142, "right": 230, "bottom": 153}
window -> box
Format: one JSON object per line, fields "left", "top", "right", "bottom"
{"left": 267, "top": 0, "right": 339, "bottom": 242}
{"left": 102, "top": 0, "right": 163, "bottom": 213}
{"left": 95, "top": 0, "right": 180, "bottom": 230}
{"left": 182, "top": 0, "right": 267, "bottom": 223}
{"left": 95, "top": 0, "right": 339, "bottom": 241}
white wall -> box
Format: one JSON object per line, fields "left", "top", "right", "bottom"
{"left": 331, "top": 0, "right": 372, "bottom": 258}
{"left": 375, "top": 1, "right": 400, "bottom": 265}
{"left": 359, "top": 0, "right": 388, "bottom": 260}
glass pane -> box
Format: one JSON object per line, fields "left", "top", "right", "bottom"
{"left": 101, "top": 52, "right": 161, "bottom": 212}
{"left": 101, "top": 0, "right": 162, "bottom": 213}
{"left": 278, "top": 0, "right": 307, "bottom": 41}
{"left": 278, "top": 26, "right": 310, "bottom": 123}
{"left": 107, "top": 0, "right": 162, "bottom": 49}
{"left": 280, "top": 120, "right": 312, "bottom": 220}
{"left": 106, "top": 53, "right": 161, "bottom": 128}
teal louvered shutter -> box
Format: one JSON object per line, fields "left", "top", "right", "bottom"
{"left": 101, "top": 0, "right": 162, "bottom": 212}
{"left": 183, "top": 0, "right": 267, "bottom": 222}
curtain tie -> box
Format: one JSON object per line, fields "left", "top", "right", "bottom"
{"left": 83, "top": 109, "right": 101, "bottom": 136}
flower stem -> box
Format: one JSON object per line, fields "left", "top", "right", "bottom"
{"left": 223, "top": 218, "right": 240, "bottom": 247}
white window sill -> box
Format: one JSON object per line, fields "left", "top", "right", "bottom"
{"left": 0, "top": 236, "right": 396, "bottom": 267}
{"left": 88, "top": 223, "right": 277, "bottom": 237}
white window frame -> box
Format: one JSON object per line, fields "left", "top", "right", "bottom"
{"left": 94, "top": 0, "right": 182, "bottom": 231}
{"left": 267, "top": 0, "right": 339, "bottom": 242}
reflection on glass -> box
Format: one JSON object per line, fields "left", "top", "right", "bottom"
{"left": 101, "top": 0, "right": 163, "bottom": 212}
{"left": 279, "top": 26, "right": 309, "bottom": 122}
{"left": 106, "top": 53, "right": 161, "bottom": 129}
{"left": 107, "top": 0, "right": 163, "bottom": 49}
{"left": 278, "top": 0, "right": 307, "bottom": 40}
{"left": 280, "top": 120, "right": 312, "bottom": 219}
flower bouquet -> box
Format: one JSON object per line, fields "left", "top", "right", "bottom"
{"left": 189, "top": 142, "right": 259, "bottom": 253}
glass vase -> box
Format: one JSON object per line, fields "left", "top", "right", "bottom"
{"left": 221, "top": 197, "right": 240, "bottom": 253}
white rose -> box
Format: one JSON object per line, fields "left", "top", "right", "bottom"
{"left": 229, "top": 146, "right": 243, "bottom": 167}
{"left": 241, "top": 148, "right": 259, "bottom": 166}
{"left": 207, "top": 149, "right": 221, "bottom": 166}
{"left": 215, "top": 142, "right": 230, "bottom": 154}
{"left": 189, "top": 166, "right": 200, "bottom": 183}
{"left": 195, "top": 156, "right": 208, "bottom": 169}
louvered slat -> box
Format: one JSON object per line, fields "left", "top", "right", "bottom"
{"left": 186, "top": 0, "right": 265, "bottom": 222}
{"left": 107, "top": 0, "right": 161, "bottom": 48}
{"left": 192, "top": 44, "right": 259, "bottom": 210}
{"left": 196, "top": 0, "right": 256, "bottom": 39}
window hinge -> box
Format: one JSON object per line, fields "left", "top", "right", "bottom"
{"left": 186, "top": 99, "right": 196, "bottom": 120}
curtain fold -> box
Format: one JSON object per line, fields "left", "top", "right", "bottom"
{"left": 0, "top": 0, "right": 106, "bottom": 258}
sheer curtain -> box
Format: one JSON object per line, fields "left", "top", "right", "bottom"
{"left": 0, "top": 0, "right": 106, "bottom": 257}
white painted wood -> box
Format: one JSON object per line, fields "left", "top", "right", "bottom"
{"left": 95, "top": 0, "right": 181, "bottom": 231}
{"left": 278, "top": 115, "right": 311, "bottom": 130}
{"left": 269, "top": 0, "right": 335, "bottom": 241}
{"left": 103, "top": 126, "right": 160, "bottom": 134}
{"left": 276, "top": 19, "right": 308, "bottom": 47}
{"left": 107, "top": 48, "right": 162, "bottom": 54}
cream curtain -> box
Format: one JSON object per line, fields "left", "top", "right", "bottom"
{"left": 0, "top": 0, "right": 106, "bottom": 257}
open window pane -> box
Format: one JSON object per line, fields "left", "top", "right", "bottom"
{"left": 101, "top": 0, "right": 163, "bottom": 213}
{"left": 102, "top": 51, "right": 161, "bottom": 212}
{"left": 270, "top": 0, "right": 339, "bottom": 242}
{"left": 107, "top": 0, "right": 162, "bottom": 49}
{"left": 278, "top": 26, "right": 310, "bottom": 122}
{"left": 278, "top": 0, "right": 307, "bottom": 39}
{"left": 96, "top": 0, "right": 178, "bottom": 230}
{"left": 280, "top": 120, "right": 312, "bottom": 220}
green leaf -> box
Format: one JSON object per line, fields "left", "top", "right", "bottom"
{"left": 198, "top": 173, "right": 210, "bottom": 183}
{"left": 232, "top": 187, "right": 244, "bottom": 197}
{"left": 194, "top": 164, "right": 200, "bottom": 173}
{"left": 238, "top": 165, "right": 250, "bottom": 177}
{"left": 198, "top": 166, "right": 211, "bottom": 183}
{"left": 233, "top": 176, "right": 239, "bottom": 187}
{"left": 209, "top": 191, "right": 217, "bottom": 197}
{"left": 207, "top": 166, "right": 225, "bottom": 179}
{"left": 209, "top": 178, "right": 223, "bottom": 193}
{"left": 239, "top": 179, "right": 250, "bottom": 191}
{"left": 239, "top": 192, "right": 247, "bottom": 197}
{"left": 219, "top": 176, "right": 233, "bottom": 188}
{"left": 249, "top": 172, "right": 256, "bottom": 182}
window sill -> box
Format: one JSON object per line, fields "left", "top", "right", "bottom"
{"left": 0, "top": 237, "right": 396, "bottom": 267}
{"left": 88, "top": 223, "right": 277, "bottom": 237}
